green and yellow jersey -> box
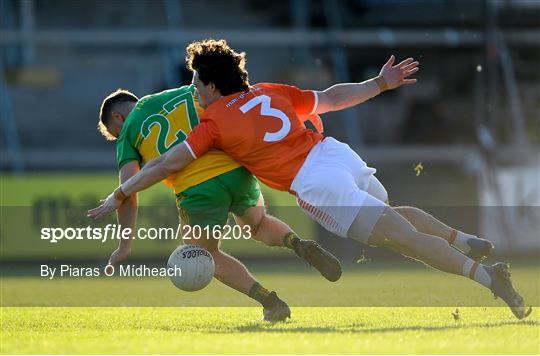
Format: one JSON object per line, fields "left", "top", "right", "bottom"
{"left": 116, "top": 85, "right": 240, "bottom": 194}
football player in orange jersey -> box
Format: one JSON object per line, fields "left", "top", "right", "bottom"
{"left": 96, "top": 86, "right": 341, "bottom": 322}
{"left": 90, "top": 39, "right": 530, "bottom": 320}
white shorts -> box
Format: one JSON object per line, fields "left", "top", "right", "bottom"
{"left": 290, "top": 137, "right": 388, "bottom": 242}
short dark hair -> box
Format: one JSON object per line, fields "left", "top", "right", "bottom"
{"left": 186, "top": 39, "right": 249, "bottom": 95}
{"left": 98, "top": 89, "right": 138, "bottom": 140}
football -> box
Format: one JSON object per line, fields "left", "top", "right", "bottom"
{"left": 167, "top": 244, "right": 215, "bottom": 291}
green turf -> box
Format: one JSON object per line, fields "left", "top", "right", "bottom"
{"left": 2, "top": 263, "right": 539, "bottom": 307}
{"left": 2, "top": 174, "right": 538, "bottom": 353}
{"left": 1, "top": 307, "right": 538, "bottom": 354}
{"left": 1, "top": 263, "right": 539, "bottom": 354}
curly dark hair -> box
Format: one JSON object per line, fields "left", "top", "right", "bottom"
{"left": 186, "top": 39, "right": 249, "bottom": 95}
{"left": 98, "top": 88, "right": 138, "bottom": 140}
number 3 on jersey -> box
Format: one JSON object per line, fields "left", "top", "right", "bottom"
{"left": 240, "top": 95, "right": 291, "bottom": 142}
{"left": 141, "top": 92, "right": 198, "bottom": 154}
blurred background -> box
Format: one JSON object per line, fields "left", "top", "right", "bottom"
{"left": 1, "top": 0, "right": 539, "bottom": 267}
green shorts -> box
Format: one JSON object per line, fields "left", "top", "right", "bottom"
{"left": 176, "top": 167, "right": 260, "bottom": 228}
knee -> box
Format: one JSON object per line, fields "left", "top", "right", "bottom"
{"left": 250, "top": 215, "right": 264, "bottom": 238}
{"left": 365, "top": 206, "right": 418, "bottom": 248}
{"left": 394, "top": 206, "right": 420, "bottom": 221}
{"left": 208, "top": 249, "right": 228, "bottom": 279}
{"left": 246, "top": 211, "right": 270, "bottom": 241}
{"left": 203, "top": 246, "right": 222, "bottom": 276}
{"left": 371, "top": 223, "right": 418, "bottom": 251}
{"left": 237, "top": 206, "right": 265, "bottom": 238}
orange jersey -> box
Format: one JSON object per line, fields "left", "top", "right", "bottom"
{"left": 185, "top": 83, "right": 323, "bottom": 191}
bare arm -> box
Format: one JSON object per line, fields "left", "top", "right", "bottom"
{"left": 121, "top": 142, "right": 194, "bottom": 196}
{"left": 88, "top": 142, "right": 194, "bottom": 219}
{"left": 315, "top": 55, "right": 419, "bottom": 114}
{"left": 106, "top": 161, "right": 139, "bottom": 268}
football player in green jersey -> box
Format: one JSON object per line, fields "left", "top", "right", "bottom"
{"left": 96, "top": 86, "right": 341, "bottom": 321}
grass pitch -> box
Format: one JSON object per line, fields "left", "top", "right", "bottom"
{"left": 2, "top": 307, "right": 538, "bottom": 354}
{"left": 1, "top": 264, "right": 539, "bottom": 354}
{"left": 1, "top": 173, "right": 538, "bottom": 353}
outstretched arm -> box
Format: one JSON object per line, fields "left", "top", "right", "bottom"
{"left": 105, "top": 161, "right": 139, "bottom": 271}
{"left": 315, "top": 55, "right": 419, "bottom": 114}
{"left": 122, "top": 142, "right": 194, "bottom": 196}
{"left": 87, "top": 142, "right": 194, "bottom": 219}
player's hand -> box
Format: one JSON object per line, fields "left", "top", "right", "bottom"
{"left": 105, "top": 247, "right": 131, "bottom": 274}
{"left": 378, "top": 55, "right": 419, "bottom": 90}
{"left": 109, "top": 247, "right": 131, "bottom": 265}
{"left": 87, "top": 192, "right": 123, "bottom": 219}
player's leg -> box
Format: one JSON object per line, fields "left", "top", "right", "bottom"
{"left": 234, "top": 193, "right": 289, "bottom": 247}
{"left": 291, "top": 138, "right": 529, "bottom": 319}
{"left": 181, "top": 232, "right": 289, "bottom": 322}
{"left": 178, "top": 172, "right": 290, "bottom": 321}
{"left": 361, "top": 207, "right": 474, "bottom": 275}
{"left": 229, "top": 174, "right": 341, "bottom": 282}
{"left": 393, "top": 205, "right": 493, "bottom": 260}
{"left": 182, "top": 232, "right": 251, "bottom": 292}
{"left": 366, "top": 176, "right": 493, "bottom": 260}
{"left": 349, "top": 205, "right": 530, "bottom": 319}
